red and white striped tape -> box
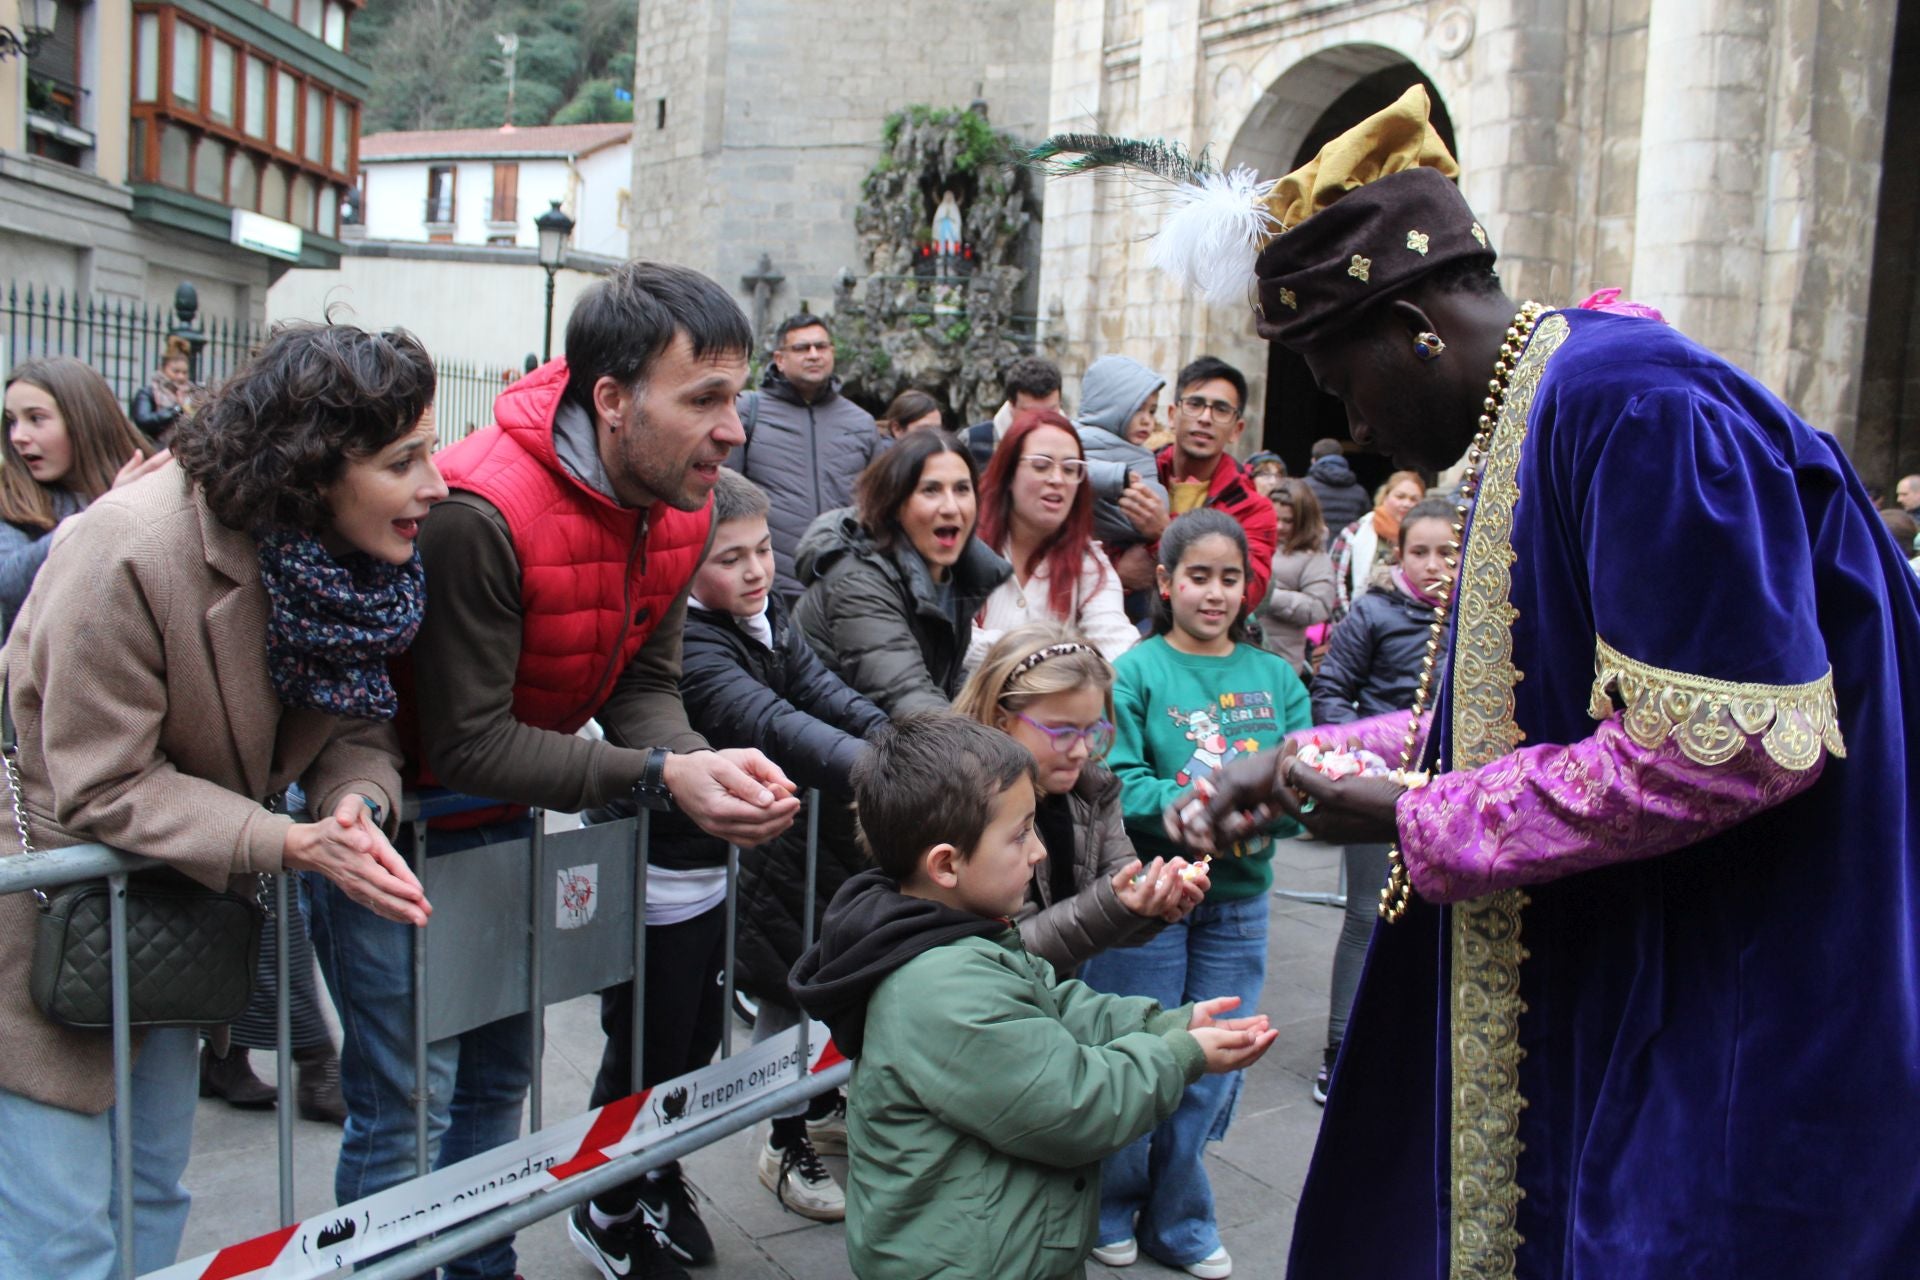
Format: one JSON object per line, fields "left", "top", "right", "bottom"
{"left": 150, "top": 1024, "right": 846, "bottom": 1280}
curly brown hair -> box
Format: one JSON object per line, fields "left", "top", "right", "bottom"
{"left": 172, "top": 323, "right": 435, "bottom": 532}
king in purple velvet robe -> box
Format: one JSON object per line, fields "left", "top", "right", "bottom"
{"left": 1286, "top": 306, "right": 1920, "bottom": 1279}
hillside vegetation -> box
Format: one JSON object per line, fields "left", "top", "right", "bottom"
{"left": 354, "top": 0, "right": 637, "bottom": 133}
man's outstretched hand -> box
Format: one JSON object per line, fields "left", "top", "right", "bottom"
{"left": 664, "top": 748, "right": 802, "bottom": 845}
{"left": 1162, "top": 738, "right": 1405, "bottom": 851}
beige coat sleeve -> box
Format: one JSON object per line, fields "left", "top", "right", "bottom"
{"left": 22, "top": 505, "right": 292, "bottom": 885}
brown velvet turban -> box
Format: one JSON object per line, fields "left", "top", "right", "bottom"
{"left": 1251, "top": 86, "right": 1495, "bottom": 349}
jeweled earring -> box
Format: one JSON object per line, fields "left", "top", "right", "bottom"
{"left": 1413, "top": 332, "right": 1446, "bottom": 360}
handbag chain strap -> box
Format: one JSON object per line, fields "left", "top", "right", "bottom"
{"left": 1, "top": 673, "right": 45, "bottom": 907}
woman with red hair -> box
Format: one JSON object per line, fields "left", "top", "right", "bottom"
{"left": 966, "top": 408, "right": 1138, "bottom": 672}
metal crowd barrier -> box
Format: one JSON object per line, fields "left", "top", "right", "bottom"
{"left": 0, "top": 787, "right": 844, "bottom": 1280}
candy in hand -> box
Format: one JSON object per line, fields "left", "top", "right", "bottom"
{"left": 1295, "top": 741, "right": 1392, "bottom": 781}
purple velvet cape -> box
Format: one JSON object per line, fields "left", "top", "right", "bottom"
{"left": 1287, "top": 308, "right": 1920, "bottom": 1279}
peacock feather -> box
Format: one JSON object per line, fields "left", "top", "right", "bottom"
{"left": 1024, "top": 133, "right": 1215, "bottom": 187}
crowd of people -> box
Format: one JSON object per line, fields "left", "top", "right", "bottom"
{"left": 4, "top": 88, "right": 1918, "bottom": 1280}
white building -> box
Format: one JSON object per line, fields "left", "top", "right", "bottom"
{"left": 355, "top": 122, "right": 632, "bottom": 256}
{"left": 269, "top": 121, "right": 631, "bottom": 378}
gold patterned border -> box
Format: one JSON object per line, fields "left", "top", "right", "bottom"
{"left": 1589, "top": 636, "right": 1845, "bottom": 771}
{"left": 1446, "top": 310, "right": 1569, "bottom": 1280}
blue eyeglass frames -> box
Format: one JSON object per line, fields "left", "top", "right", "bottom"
{"left": 1015, "top": 713, "right": 1116, "bottom": 757}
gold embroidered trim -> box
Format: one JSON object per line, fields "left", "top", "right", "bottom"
{"left": 1588, "top": 636, "right": 1845, "bottom": 772}
{"left": 1445, "top": 310, "right": 1569, "bottom": 1280}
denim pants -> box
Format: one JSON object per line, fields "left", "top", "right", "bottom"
{"left": 0, "top": 1027, "right": 198, "bottom": 1279}
{"left": 306, "top": 817, "right": 535, "bottom": 1280}
{"left": 1079, "top": 893, "right": 1270, "bottom": 1267}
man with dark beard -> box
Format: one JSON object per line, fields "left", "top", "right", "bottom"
{"left": 312, "top": 261, "right": 800, "bottom": 1280}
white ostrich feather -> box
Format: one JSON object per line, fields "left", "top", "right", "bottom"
{"left": 1147, "top": 166, "right": 1280, "bottom": 309}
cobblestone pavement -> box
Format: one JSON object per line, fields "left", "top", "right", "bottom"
{"left": 179, "top": 837, "right": 1344, "bottom": 1278}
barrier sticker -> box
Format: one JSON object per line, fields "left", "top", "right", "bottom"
{"left": 556, "top": 863, "right": 598, "bottom": 929}
{"left": 150, "top": 1023, "right": 844, "bottom": 1280}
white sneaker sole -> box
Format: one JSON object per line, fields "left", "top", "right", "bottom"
{"left": 1091, "top": 1238, "right": 1138, "bottom": 1266}
{"left": 1185, "top": 1247, "right": 1233, "bottom": 1279}
{"left": 756, "top": 1156, "right": 846, "bottom": 1222}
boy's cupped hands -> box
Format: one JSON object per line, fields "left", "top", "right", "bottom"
{"left": 1187, "top": 995, "right": 1279, "bottom": 1073}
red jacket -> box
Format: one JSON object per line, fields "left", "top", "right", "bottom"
{"left": 1155, "top": 446, "right": 1279, "bottom": 607}
{"left": 394, "top": 362, "right": 712, "bottom": 809}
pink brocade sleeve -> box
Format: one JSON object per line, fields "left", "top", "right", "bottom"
{"left": 1288, "top": 710, "right": 1431, "bottom": 763}
{"left": 1397, "top": 716, "right": 1824, "bottom": 904}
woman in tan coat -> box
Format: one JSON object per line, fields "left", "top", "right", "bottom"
{"left": 0, "top": 324, "right": 443, "bottom": 1280}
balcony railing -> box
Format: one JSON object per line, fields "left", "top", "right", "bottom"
{"left": 485, "top": 196, "right": 517, "bottom": 224}
{"left": 424, "top": 197, "right": 454, "bottom": 225}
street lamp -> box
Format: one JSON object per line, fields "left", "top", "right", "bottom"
{"left": 0, "top": 0, "right": 58, "bottom": 60}
{"left": 535, "top": 199, "right": 575, "bottom": 363}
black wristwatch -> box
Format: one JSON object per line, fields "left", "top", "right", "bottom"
{"left": 632, "top": 748, "right": 675, "bottom": 812}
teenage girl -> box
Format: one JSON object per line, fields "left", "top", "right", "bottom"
{"left": 1081, "top": 508, "right": 1311, "bottom": 1279}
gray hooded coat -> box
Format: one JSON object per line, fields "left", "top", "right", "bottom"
{"left": 1073, "top": 355, "right": 1169, "bottom": 547}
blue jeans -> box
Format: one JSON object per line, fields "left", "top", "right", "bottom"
{"left": 1079, "top": 893, "right": 1270, "bottom": 1266}
{"left": 307, "top": 817, "right": 535, "bottom": 1280}
{"left": 0, "top": 1027, "right": 198, "bottom": 1279}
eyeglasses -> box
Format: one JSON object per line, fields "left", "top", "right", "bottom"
{"left": 1019, "top": 454, "right": 1087, "bottom": 484}
{"left": 1178, "top": 395, "right": 1240, "bottom": 421}
{"left": 780, "top": 340, "right": 833, "bottom": 355}
{"left": 1015, "top": 713, "right": 1116, "bottom": 757}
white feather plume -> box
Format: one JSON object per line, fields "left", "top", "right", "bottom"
{"left": 1147, "top": 166, "right": 1280, "bottom": 309}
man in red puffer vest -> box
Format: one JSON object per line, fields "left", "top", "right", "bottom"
{"left": 308, "top": 263, "right": 801, "bottom": 1280}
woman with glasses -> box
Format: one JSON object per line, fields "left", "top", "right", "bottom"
{"left": 953, "top": 621, "right": 1208, "bottom": 977}
{"left": 966, "top": 409, "right": 1139, "bottom": 676}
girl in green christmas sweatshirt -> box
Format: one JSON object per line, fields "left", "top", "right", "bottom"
{"left": 1079, "top": 508, "right": 1311, "bottom": 1276}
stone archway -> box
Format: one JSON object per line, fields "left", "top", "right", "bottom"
{"left": 1217, "top": 47, "right": 1457, "bottom": 494}
{"left": 1858, "top": 0, "right": 1920, "bottom": 497}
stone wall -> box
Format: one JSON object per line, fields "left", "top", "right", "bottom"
{"left": 1038, "top": 0, "right": 1900, "bottom": 462}
{"left": 629, "top": 0, "right": 1055, "bottom": 334}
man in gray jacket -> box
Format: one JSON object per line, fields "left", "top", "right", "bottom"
{"left": 731, "top": 314, "right": 884, "bottom": 604}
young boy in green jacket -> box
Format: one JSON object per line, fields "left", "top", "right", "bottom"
{"left": 791, "top": 714, "right": 1278, "bottom": 1279}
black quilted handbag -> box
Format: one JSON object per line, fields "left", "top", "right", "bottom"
{"left": 7, "top": 683, "right": 265, "bottom": 1030}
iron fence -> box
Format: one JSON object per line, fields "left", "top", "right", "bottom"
{"left": 0, "top": 282, "right": 265, "bottom": 409}
{"left": 0, "top": 281, "right": 514, "bottom": 449}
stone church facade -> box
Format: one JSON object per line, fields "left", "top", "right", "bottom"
{"left": 1039, "top": 0, "right": 1914, "bottom": 488}
{"left": 629, "top": 1, "right": 1919, "bottom": 491}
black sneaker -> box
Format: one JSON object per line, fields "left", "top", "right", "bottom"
{"left": 639, "top": 1162, "right": 716, "bottom": 1266}
{"left": 1313, "top": 1042, "right": 1339, "bottom": 1106}
{"left": 567, "top": 1202, "right": 690, "bottom": 1280}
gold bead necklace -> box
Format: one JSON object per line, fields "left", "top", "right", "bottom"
{"left": 1379, "top": 300, "right": 1546, "bottom": 923}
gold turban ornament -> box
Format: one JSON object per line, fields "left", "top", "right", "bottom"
{"left": 1264, "top": 85, "right": 1461, "bottom": 234}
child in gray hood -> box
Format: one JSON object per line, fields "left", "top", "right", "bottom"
{"left": 1073, "top": 355, "right": 1170, "bottom": 547}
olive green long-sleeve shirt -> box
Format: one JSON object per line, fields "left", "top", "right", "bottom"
{"left": 409, "top": 491, "right": 709, "bottom": 812}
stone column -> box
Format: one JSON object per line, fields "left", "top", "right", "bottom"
{"left": 1036, "top": 0, "right": 1111, "bottom": 384}
{"left": 1628, "top": 0, "right": 1773, "bottom": 371}
{"left": 1457, "top": 0, "right": 1580, "bottom": 307}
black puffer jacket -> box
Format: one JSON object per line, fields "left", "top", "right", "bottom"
{"left": 791, "top": 508, "right": 1011, "bottom": 717}
{"left": 682, "top": 598, "right": 889, "bottom": 1004}
{"left": 595, "top": 596, "right": 886, "bottom": 872}
{"left": 731, "top": 367, "right": 884, "bottom": 605}
{"left": 1306, "top": 455, "right": 1371, "bottom": 536}
{"left": 1310, "top": 583, "right": 1435, "bottom": 724}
